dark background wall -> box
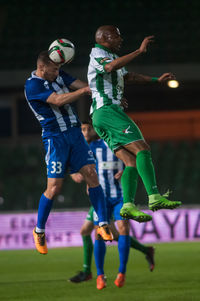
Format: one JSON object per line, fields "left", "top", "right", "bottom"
{"left": 0, "top": 0, "right": 199, "bottom": 69}
{"left": 0, "top": 0, "right": 200, "bottom": 211}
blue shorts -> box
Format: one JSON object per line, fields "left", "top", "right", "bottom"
{"left": 43, "top": 127, "right": 95, "bottom": 178}
{"left": 93, "top": 198, "right": 124, "bottom": 225}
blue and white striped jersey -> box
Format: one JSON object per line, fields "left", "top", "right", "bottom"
{"left": 24, "top": 70, "right": 81, "bottom": 137}
{"left": 90, "top": 139, "right": 124, "bottom": 203}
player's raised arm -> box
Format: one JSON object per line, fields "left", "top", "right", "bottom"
{"left": 69, "top": 79, "right": 88, "bottom": 90}
{"left": 46, "top": 86, "right": 90, "bottom": 107}
{"left": 124, "top": 72, "right": 175, "bottom": 84}
{"left": 158, "top": 73, "right": 176, "bottom": 82}
{"left": 104, "top": 36, "right": 154, "bottom": 73}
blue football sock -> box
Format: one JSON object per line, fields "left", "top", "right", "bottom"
{"left": 94, "top": 239, "right": 106, "bottom": 276}
{"left": 36, "top": 194, "right": 53, "bottom": 230}
{"left": 118, "top": 235, "right": 130, "bottom": 274}
{"left": 88, "top": 185, "right": 107, "bottom": 224}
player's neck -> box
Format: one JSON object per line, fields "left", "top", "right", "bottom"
{"left": 35, "top": 69, "right": 43, "bottom": 79}
{"left": 99, "top": 42, "right": 111, "bottom": 50}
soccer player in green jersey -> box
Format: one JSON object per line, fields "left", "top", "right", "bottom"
{"left": 87, "top": 25, "right": 181, "bottom": 223}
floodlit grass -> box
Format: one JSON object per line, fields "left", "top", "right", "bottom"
{"left": 0, "top": 242, "right": 200, "bottom": 301}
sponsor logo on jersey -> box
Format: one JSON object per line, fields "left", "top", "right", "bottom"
{"left": 122, "top": 125, "right": 133, "bottom": 134}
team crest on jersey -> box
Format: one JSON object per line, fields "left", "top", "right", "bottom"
{"left": 88, "top": 150, "right": 93, "bottom": 157}
{"left": 100, "top": 57, "right": 110, "bottom": 64}
{"left": 44, "top": 81, "right": 49, "bottom": 89}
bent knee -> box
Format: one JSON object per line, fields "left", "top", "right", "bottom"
{"left": 117, "top": 222, "right": 130, "bottom": 235}
{"left": 81, "top": 228, "right": 91, "bottom": 236}
{"left": 81, "top": 165, "right": 99, "bottom": 186}
{"left": 45, "top": 184, "right": 62, "bottom": 199}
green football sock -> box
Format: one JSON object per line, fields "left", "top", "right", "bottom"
{"left": 121, "top": 166, "right": 138, "bottom": 204}
{"left": 82, "top": 235, "right": 93, "bottom": 274}
{"left": 130, "top": 237, "right": 149, "bottom": 254}
{"left": 136, "top": 150, "right": 159, "bottom": 195}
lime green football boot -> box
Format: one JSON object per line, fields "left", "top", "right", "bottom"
{"left": 120, "top": 203, "right": 152, "bottom": 223}
{"left": 149, "top": 193, "right": 181, "bottom": 212}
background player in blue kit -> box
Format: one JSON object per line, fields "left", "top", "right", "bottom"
{"left": 24, "top": 50, "right": 113, "bottom": 254}
{"left": 69, "top": 121, "right": 155, "bottom": 289}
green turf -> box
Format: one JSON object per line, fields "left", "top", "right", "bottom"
{"left": 0, "top": 242, "right": 199, "bottom": 301}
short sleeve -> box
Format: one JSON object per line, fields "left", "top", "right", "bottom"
{"left": 25, "top": 79, "right": 53, "bottom": 102}
{"left": 59, "top": 70, "right": 76, "bottom": 87}
{"left": 121, "top": 66, "right": 128, "bottom": 76}
{"left": 93, "top": 57, "right": 113, "bottom": 74}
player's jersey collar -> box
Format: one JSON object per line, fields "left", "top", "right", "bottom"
{"left": 95, "top": 43, "right": 114, "bottom": 54}
{"left": 31, "top": 71, "right": 45, "bottom": 81}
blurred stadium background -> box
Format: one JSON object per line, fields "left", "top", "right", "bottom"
{"left": 1, "top": 1, "right": 200, "bottom": 300}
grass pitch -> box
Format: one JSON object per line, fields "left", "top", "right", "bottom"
{"left": 0, "top": 242, "right": 199, "bottom": 301}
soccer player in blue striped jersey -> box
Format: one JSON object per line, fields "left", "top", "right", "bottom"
{"left": 91, "top": 137, "right": 129, "bottom": 289}
{"left": 24, "top": 50, "right": 113, "bottom": 254}
{"left": 69, "top": 122, "right": 155, "bottom": 289}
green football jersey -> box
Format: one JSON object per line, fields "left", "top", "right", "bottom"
{"left": 87, "top": 44, "right": 128, "bottom": 115}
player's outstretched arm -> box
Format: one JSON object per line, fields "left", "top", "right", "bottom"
{"left": 124, "top": 72, "right": 175, "bottom": 84}
{"left": 46, "top": 86, "right": 91, "bottom": 107}
{"left": 124, "top": 72, "right": 153, "bottom": 84}
{"left": 104, "top": 36, "right": 154, "bottom": 73}
{"left": 69, "top": 79, "right": 88, "bottom": 90}
{"left": 158, "top": 72, "right": 176, "bottom": 82}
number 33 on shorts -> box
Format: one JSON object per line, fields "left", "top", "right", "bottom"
{"left": 49, "top": 161, "right": 62, "bottom": 174}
